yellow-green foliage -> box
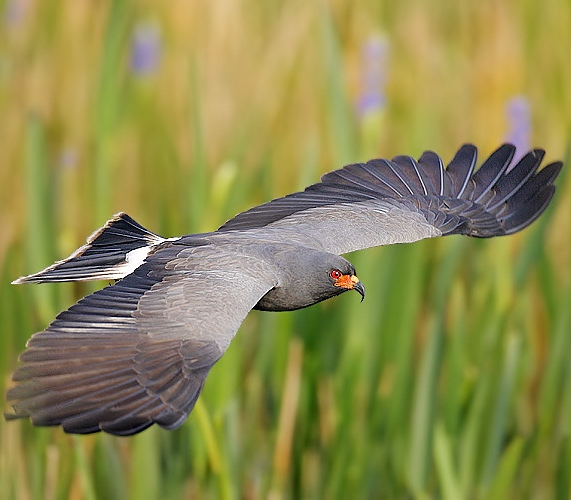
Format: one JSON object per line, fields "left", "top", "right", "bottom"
{"left": 1, "top": 1, "right": 570, "bottom": 499}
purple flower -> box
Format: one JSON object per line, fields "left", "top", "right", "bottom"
{"left": 505, "top": 96, "right": 531, "bottom": 168}
{"left": 58, "top": 148, "right": 78, "bottom": 171}
{"left": 130, "top": 23, "right": 162, "bottom": 76}
{"left": 3, "top": 0, "right": 31, "bottom": 28}
{"left": 356, "top": 36, "right": 389, "bottom": 118}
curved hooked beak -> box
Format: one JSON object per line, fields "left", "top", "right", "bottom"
{"left": 334, "top": 274, "right": 366, "bottom": 302}
{"left": 353, "top": 280, "right": 366, "bottom": 302}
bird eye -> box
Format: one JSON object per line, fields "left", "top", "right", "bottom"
{"left": 330, "top": 269, "right": 342, "bottom": 280}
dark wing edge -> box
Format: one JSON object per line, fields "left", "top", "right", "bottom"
{"left": 218, "top": 144, "right": 562, "bottom": 238}
{"left": 5, "top": 257, "right": 274, "bottom": 436}
{"left": 430, "top": 144, "right": 562, "bottom": 237}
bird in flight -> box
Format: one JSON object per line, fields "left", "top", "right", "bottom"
{"left": 5, "top": 143, "right": 562, "bottom": 436}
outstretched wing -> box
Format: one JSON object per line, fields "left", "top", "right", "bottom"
{"left": 6, "top": 244, "right": 277, "bottom": 436}
{"left": 218, "top": 144, "right": 562, "bottom": 255}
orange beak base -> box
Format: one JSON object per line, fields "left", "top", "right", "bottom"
{"left": 334, "top": 274, "right": 365, "bottom": 301}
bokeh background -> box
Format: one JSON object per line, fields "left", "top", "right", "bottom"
{"left": 1, "top": 1, "right": 570, "bottom": 499}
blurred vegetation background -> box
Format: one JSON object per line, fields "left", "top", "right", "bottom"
{"left": 1, "top": 0, "right": 570, "bottom": 499}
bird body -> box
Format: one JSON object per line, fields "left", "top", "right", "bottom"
{"left": 5, "top": 144, "right": 562, "bottom": 435}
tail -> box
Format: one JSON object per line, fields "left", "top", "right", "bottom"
{"left": 13, "top": 213, "right": 167, "bottom": 284}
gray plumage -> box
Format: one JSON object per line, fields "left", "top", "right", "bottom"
{"left": 5, "top": 144, "right": 562, "bottom": 435}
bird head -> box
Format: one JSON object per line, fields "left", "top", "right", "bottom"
{"left": 300, "top": 252, "right": 365, "bottom": 306}
{"left": 255, "top": 249, "right": 365, "bottom": 311}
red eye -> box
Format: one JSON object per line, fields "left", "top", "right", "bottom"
{"left": 330, "top": 269, "right": 342, "bottom": 280}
